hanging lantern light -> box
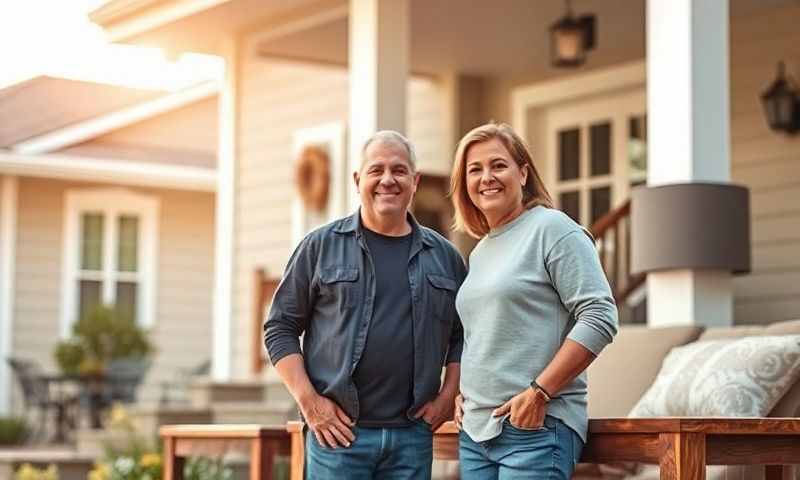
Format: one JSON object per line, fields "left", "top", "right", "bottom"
{"left": 761, "top": 62, "right": 800, "bottom": 134}
{"left": 550, "top": 0, "right": 596, "bottom": 68}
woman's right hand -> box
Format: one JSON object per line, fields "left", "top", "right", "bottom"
{"left": 454, "top": 393, "right": 464, "bottom": 430}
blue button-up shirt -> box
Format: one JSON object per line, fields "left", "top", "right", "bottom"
{"left": 264, "top": 210, "right": 466, "bottom": 421}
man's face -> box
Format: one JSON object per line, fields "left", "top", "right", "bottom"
{"left": 354, "top": 140, "right": 420, "bottom": 220}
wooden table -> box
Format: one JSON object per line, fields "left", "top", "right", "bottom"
{"left": 288, "top": 418, "right": 800, "bottom": 480}
{"left": 161, "top": 424, "right": 290, "bottom": 480}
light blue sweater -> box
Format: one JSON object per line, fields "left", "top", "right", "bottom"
{"left": 456, "top": 206, "right": 618, "bottom": 443}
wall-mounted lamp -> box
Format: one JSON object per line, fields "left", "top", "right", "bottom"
{"left": 761, "top": 62, "right": 800, "bottom": 134}
{"left": 550, "top": 0, "right": 596, "bottom": 68}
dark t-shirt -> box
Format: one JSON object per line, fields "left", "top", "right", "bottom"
{"left": 353, "top": 227, "right": 414, "bottom": 427}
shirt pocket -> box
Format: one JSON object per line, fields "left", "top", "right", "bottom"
{"left": 426, "top": 273, "right": 457, "bottom": 324}
{"left": 319, "top": 266, "right": 360, "bottom": 308}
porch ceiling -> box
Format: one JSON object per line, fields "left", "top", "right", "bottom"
{"left": 94, "top": 0, "right": 800, "bottom": 76}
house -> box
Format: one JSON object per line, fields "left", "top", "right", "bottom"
{"left": 87, "top": 0, "right": 800, "bottom": 388}
{"left": 0, "top": 76, "right": 218, "bottom": 414}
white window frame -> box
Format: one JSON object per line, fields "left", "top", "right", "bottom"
{"left": 59, "top": 188, "right": 159, "bottom": 338}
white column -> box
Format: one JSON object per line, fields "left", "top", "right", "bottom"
{"left": 212, "top": 37, "right": 238, "bottom": 381}
{"left": 646, "top": 0, "right": 732, "bottom": 327}
{"left": 0, "top": 175, "right": 18, "bottom": 414}
{"left": 348, "top": 0, "right": 409, "bottom": 208}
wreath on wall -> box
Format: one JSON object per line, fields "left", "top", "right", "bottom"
{"left": 295, "top": 145, "right": 330, "bottom": 212}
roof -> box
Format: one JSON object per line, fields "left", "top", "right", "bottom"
{"left": 0, "top": 76, "right": 162, "bottom": 148}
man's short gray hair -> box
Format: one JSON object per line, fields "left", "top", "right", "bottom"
{"left": 361, "top": 130, "right": 417, "bottom": 171}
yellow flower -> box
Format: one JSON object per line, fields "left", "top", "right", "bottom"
{"left": 88, "top": 463, "right": 110, "bottom": 480}
{"left": 108, "top": 403, "right": 134, "bottom": 430}
{"left": 14, "top": 464, "right": 59, "bottom": 480}
{"left": 140, "top": 453, "right": 161, "bottom": 468}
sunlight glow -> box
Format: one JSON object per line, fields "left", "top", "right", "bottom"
{"left": 0, "top": 1, "right": 222, "bottom": 91}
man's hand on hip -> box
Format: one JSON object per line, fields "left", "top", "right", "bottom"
{"left": 300, "top": 393, "right": 355, "bottom": 449}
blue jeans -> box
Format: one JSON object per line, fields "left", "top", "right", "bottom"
{"left": 305, "top": 421, "right": 433, "bottom": 479}
{"left": 459, "top": 415, "right": 583, "bottom": 480}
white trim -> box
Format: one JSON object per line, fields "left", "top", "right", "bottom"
{"left": 511, "top": 60, "right": 646, "bottom": 138}
{"left": 60, "top": 188, "right": 160, "bottom": 338}
{"left": 0, "top": 176, "right": 18, "bottom": 414}
{"left": 11, "top": 82, "right": 218, "bottom": 155}
{"left": 291, "top": 122, "right": 347, "bottom": 246}
{"left": 250, "top": 0, "right": 348, "bottom": 46}
{"left": 0, "top": 152, "right": 216, "bottom": 192}
{"left": 212, "top": 37, "right": 237, "bottom": 381}
{"left": 91, "top": 0, "right": 233, "bottom": 42}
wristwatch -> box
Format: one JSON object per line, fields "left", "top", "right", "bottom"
{"left": 530, "top": 380, "right": 553, "bottom": 403}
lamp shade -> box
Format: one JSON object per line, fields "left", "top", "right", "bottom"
{"left": 631, "top": 183, "right": 750, "bottom": 275}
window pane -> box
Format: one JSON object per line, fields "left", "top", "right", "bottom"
{"left": 590, "top": 122, "right": 611, "bottom": 176}
{"left": 115, "top": 282, "right": 137, "bottom": 323}
{"left": 558, "top": 128, "right": 580, "bottom": 181}
{"left": 78, "top": 280, "right": 102, "bottom": 321}
{"left": 628, "top": 115, "right": 648, "bottom": 184}
{"left": 80, "top": 214, "right": 104, "bottom": 271}
{"left": 591, "top": 186, "right": 611, "bottom": 226}
{"left": 117, "top": 216, "right": 139, "bottom": 272}
{"left": 559, "top": 191, "right": 580, "bottom": 223}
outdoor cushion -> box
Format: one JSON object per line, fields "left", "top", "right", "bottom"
{"left": 629, "top": 335, "right": 800, "bottom": 418}
{"left": 586, "top": 325, "right": 702, "bottom": 418}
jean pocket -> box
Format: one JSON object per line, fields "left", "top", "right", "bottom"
{"left": 504, "top": 416, "right": 552, "bottom": 433}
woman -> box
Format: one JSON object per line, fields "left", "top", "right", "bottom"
{"left": 450, "top": 122, "right": 618, "bottom": 479}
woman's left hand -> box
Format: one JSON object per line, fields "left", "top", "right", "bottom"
{"left": 491, "top": 387, "right": 547, "bottom": 430}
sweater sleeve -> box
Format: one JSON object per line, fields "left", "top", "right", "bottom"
{"left": 545, "top": 230, "right": 618, "bottom": 355}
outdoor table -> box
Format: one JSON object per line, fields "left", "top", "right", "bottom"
{"left": 39, "top": 373, "right": 109, "bottom": 432}
{"left": 160, "top": 424, "right": 291, "bottom": 480}
{"left": 287, "top": 418, "right": 800, "bottom": 480}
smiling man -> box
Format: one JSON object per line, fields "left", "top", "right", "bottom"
{"left": 265, "top": 131, "right": 466, "bottom": 479}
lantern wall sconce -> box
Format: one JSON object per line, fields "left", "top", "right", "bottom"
{"left": 761, "top": 61, "right": 800, "bottom": 134}
{"left": 550, "top": 0, "right": 596, "bottom": 68}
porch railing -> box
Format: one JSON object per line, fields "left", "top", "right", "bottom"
{"left": 589, "top": 198, "right": 646, "bottom": 306}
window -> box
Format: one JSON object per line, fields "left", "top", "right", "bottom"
{"left": 60, "top": 189, "right": 159, "bottom": 338}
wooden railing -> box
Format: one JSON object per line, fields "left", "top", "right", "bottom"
{"left": 590, "top": 199, "right": 646, "bottom": 306}
{"left": 252, "top": 268, "right": 280, "bottom": 375}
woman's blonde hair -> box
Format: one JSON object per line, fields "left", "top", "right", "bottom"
{"left": 450, "top": 122, "right": 553, "bottom": 238}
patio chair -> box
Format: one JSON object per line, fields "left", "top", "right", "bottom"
{"left": 158, "top": 358, "right": 211, "bottom": 406}
{"left": 5, "top": 357, "right": 78, "bottom": 442}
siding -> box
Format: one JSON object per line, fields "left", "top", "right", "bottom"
{"left": 11, "top": 177, "right": 214, "bottom": 409}
{"left": 232, "top": 51, "right": 448, "bottom": 377}
{"left": 730, "top": 5, "right": 800, "bottom": 325}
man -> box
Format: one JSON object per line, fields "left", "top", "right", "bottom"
{"left": 265, "top": 131, "right": 465, "bottom": 479}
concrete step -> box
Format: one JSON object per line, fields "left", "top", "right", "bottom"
{"left": 212, "top": 401, "right": 298, "bottom": 426}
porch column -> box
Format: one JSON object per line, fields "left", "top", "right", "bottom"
{"left": 0, "top": 175, "right": 18, "bottom": 414}
{"left": 212, "top": 37, "right": 238, "bottom": 381}
{"left": 347, "top": 0, "right": 409, "bottom": 208}
{"left": 643, "top": 0, "right": 737, "bottom": 328}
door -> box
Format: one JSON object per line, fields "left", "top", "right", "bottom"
{"left": 542, "top": 89, "right": 647, "bottom": 228}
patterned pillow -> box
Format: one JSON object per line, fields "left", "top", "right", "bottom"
{"left": 629, "top": 335, "right": 800, "bottom": 417}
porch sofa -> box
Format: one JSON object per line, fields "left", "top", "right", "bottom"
{"left": 577, "top": 319, "right": 800, "bottom": 479}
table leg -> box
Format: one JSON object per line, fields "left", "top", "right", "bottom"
{"left": 51, "top": 403, "right": 67, "bottom": 444}
{"left": 163, "top": 437, "right": 185, "bottom": 480}
{"left": 765, "top": 465, "right": 793, "bottom": 480}
{"left": 290, "top": 430, "right": 305, "bottom": 480}
{"left": 251, "top": 438, "right": 275, "bottom": 480}
{"left": 659, "top": 432, "right": 706, "bottom": 480}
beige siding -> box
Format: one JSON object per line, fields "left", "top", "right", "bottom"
{"left": 730, "top": 5, "right": 800, "bottom": 325}
{"left": 61, "top": 97, "right": 218, "bottom": 168}
{"left": 232, "top": 52, "right": 448, "bottom": 378}
{"left": 11, "top": 177, "right": 214, "bottom": 410}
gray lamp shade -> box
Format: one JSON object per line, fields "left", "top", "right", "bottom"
{"left": 631, "top": 183, "right": 750, "bottom": 275}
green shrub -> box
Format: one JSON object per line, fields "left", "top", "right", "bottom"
{"left": 53, "top": 305, "right": 153, "bottom": 375}
{"left": 0, "top": 417, "right": 28, "bottom": 445}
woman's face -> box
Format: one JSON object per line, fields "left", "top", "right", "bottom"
{"left": 465, "top": 138, "right": 528, "bottom": 227}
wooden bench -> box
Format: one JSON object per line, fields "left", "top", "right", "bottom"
{"left": 161, "top": 424, "right": 290, "bottom": 480}
{"left": 288, "top": 418, "right": 800, "bottom": 480}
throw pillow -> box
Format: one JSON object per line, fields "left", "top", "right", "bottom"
{"left": 629, "top": 335, "right": 800, "bottom": 417}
